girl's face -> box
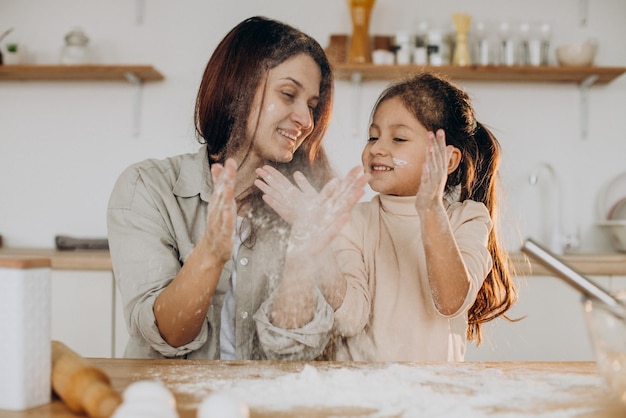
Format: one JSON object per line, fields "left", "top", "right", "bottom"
{"left": 246, "top": 53, "right": 321, "bottom": 164}
{"left": 362, "top": 97, "right": 429, "bottom": 196}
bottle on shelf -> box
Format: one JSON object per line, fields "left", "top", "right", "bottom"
{"left": 452, "top": 13, "right": 472, "bottom": 66}
{"left": 60, "top": 27, "right": 90, "bottom": 65}
{"left": 346, "top": 0, "right": 377, "bottom": 64}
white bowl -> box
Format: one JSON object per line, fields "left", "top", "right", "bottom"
{"left": 556, "top": 42, "right": 597, "bottom": 66}
{"left": 597, "top": 220, "right": 626, "bottom": 252}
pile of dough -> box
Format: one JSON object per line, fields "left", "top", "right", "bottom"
{"left": 197, "top": 391, "right": 250, "bottom": 418}
{"left": 112, "top": 380, "right": 178, "bottom": 418}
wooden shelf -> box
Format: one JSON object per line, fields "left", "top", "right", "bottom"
{"left": 332, "top": 63, "right": 626, "bottom": 84}
{"left": 0, "top": 64, "right": 164, "bottom": 82}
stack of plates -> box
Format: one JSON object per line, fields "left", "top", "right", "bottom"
{"left": 597, "top": 172, "right": 626, "bottom": 252}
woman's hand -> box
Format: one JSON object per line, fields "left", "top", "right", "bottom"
{"left": 154, "top": 158, "right": 238, "bottom": 348}
{"left": 415, "top": 129, "right": 454, "bottom": 213}
{"left": 204, "top": 158, "right": 238, "bottom": 263}
{"left": 256, "top": 165, "right": 369, "bottom": 327}
{"left": 255, "top": 165, "right": 370, "bottom": 254}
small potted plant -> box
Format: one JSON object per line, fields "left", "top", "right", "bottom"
{"left": 4, "top": 43, "right": 20, "bottom": 64}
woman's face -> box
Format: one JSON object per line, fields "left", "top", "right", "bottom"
{"left": 362, "top": 97, "right": 429, "bottom": 196}
{"left": 247, "top": 53, "right": 321, "bottom": 164}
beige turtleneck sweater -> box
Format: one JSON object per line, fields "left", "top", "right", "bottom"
{"left": 332, "top": 194, "right": 493, "bottom": 362}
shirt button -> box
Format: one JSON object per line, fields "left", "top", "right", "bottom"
{"left": 240, "top": 258, "right": 249, "bottom": 266}
{"left": 241, "top": 311, "right": 249, "bottom": 319}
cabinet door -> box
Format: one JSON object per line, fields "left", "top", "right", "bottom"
{"left": 51, "top": 270, "right": 114, "bottom": 358}
{"left": 465, "top": 275, "right": 610, "bottom": 361}
{"left": 113, "top": 283, "right": 130, "bottom": 358}
{"left": 608, "top": 276, "right": 626, "bottom": 293}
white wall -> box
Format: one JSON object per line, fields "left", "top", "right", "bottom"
{"left": 1, "top": 0, "right": 626, "bottom": 253}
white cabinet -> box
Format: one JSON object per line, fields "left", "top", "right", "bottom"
{"left": 50, "top": 270, "right": 130, "bottom": 358}
{"left": 466, "top": 275, "right": 611, "bottom": 361}
{"left": 609, "top": 276, "right": 626, "bottom": 292}
{"left": 50, "top": 270, "right": 115, "bottom": 358}
{"left": 50, "top": 269, "right": 626, "bottom": 361}
{"left": 114, "top": 284, "right": 129, "bottom": 358}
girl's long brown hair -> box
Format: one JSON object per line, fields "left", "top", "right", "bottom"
{"left": 373, "top": 72, "right": 518, "bottom": 343}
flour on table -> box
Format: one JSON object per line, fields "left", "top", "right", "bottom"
{"left": 196, "top": 391, "right": 249, "bottom": 418}
{"left": 146, "top": 362, "right": 610, "bottom": 417}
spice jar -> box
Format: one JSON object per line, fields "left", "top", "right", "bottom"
{"left": 60, "top": 28, "right": 90, "bottom": 65}
{"left": 426, "top": 28, "right": 450, "bottom": 66}
{"left": 393, "top": 32, "right": 413, "bottom": 65}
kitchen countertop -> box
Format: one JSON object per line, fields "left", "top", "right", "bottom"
{"left": 1, "top": 247, "right": 626, "bottom": 276}
{"left": 3, "top": 359, "right": 625, "bottom": 417}
{"left": 0, "top": 247, "right": 112, "bottom": 270}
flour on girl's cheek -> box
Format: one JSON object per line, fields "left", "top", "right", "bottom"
{"left": 392, "top": 158, "right": 408, "bottom": 168}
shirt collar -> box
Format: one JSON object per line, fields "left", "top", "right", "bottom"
{"left": 378, "top": 193, "right": 454, "bottom": 216}
{"left": 172, "top": 145, "right": 213, "bottom": 202}
{"left": 378, "top": 194, "right": 419, "bottom": 216}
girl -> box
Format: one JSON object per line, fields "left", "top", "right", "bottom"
{"left": 107, "top": 16, "right": 368, "bottom": 360}
{"left": 331, "top": 72, "right": 518, "bottom": 361}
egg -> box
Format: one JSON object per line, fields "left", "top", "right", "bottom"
{"left": 196, "top": 391, "right": 250, "bottom": 418}
{"left": 111, "top": 380, "right": 178, "bottom": 418}
{"left": 122, "top": 380, "right": 176, "bottom": 409}
{"left": 112, "top": 401, "right": 178, "bottom": 418}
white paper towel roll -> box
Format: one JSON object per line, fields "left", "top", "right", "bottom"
{"left": 0, "top": 258, "right": 52, "bottom": 410}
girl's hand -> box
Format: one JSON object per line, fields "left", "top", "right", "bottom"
{"left": 415, "top": 129, "right": 454, "bottom": 212}
{"left": 204, "top": 158, "right": 238, "bottom": 263}
{"left": 255, "top": 165, "right": 370, "bottom": 254}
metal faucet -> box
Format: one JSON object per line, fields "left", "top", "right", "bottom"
{"left": 528, "top": 162, "right": 579, "bottom": 254}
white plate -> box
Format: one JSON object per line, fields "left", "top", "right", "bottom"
{"left": 608, "top": 197, "right": 626, "bottom": 220}
{"left": 599, "top": 172, "right": 626, "bottom": 219}
{"left": 597, "top": 220, "right": 626, "bottom": 252}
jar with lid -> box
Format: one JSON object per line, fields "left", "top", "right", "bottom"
{"left": 60, "top": 28, "right": 90, "bottom": 65}
{"left": 393, "top": 32, "right": 414, "bottom": 65}
{"left": 426, "top": 28, "right": 451, "bottom": 66}
{"left": 413, "top": 20, "right": 429, "bottom": 65}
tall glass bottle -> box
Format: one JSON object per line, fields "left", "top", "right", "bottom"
{"left": 347, "top": 0, "right": 376, "bottom": 64}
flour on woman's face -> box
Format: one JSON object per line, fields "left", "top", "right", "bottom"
{"left": 248, "top": 54, "right": 322, "bottom": 164}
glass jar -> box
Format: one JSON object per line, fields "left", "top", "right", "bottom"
{"left": 60, "top": 28, "right": 90, "bottom": 65}
{"left": 426, "top": 28, "right": 450, "bottom": 66}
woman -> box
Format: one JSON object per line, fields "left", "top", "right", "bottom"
{"left": 107, "top": 16, "right": 368, "bottom": 360}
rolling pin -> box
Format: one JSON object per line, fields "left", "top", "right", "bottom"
{"left": 51, "top": 340, "right": 122, "bottom": 418}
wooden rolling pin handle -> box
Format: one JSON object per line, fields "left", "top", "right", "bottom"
{"left": 51, "top": 341, "right": 122, "bottom": 418}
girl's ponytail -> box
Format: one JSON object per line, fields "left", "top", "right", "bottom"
{"left": 465, "top": 121, "right": 518, "bottom": 343}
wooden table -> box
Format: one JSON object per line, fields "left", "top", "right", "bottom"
{"left": 3, "top": 359, "right": 625, "bottom": 417}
